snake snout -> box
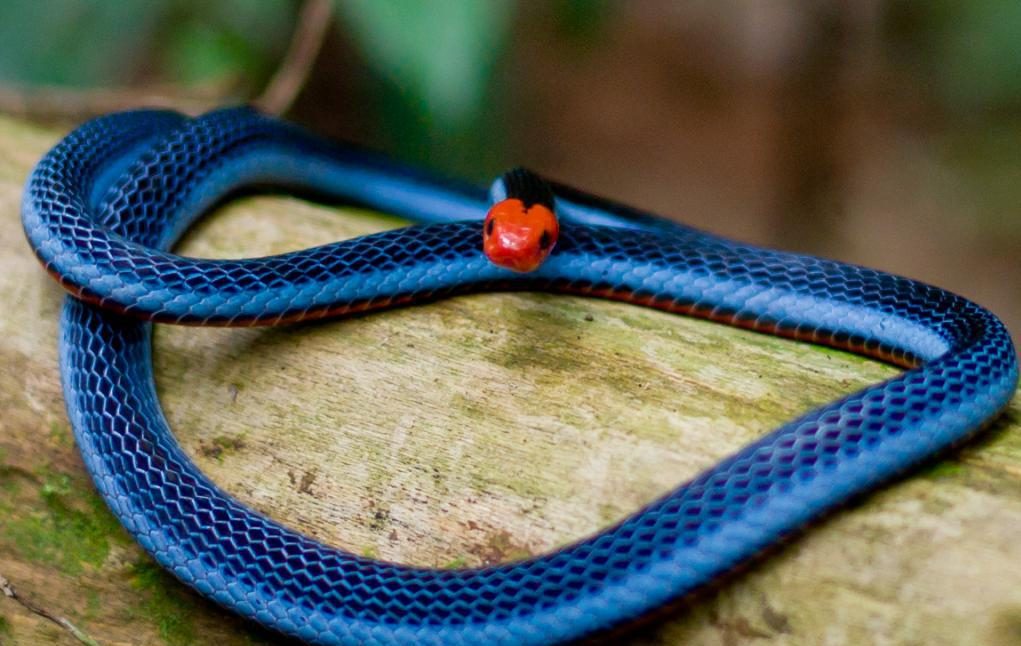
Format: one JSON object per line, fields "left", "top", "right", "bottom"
{"left": 482, "top": 199, "right": 559, "bottom": 273}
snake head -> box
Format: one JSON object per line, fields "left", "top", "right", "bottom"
{"left": 483, "top": 168, "right": 560, "bottom": 273}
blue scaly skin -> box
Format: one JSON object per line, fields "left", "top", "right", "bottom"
{"left": 21, "top": 107, "right": 1018, "bottom": 644}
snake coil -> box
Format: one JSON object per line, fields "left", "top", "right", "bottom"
{"left": 21, "top": 107, "right": 1018, "bottom": 645}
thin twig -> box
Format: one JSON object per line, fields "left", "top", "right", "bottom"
{"left": 0, "top": 573, "right": 102, "bottom": 646}
{"left": 255, "top": 0, "right": 333, "bottom": 115}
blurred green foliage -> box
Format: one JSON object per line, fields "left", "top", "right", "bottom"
{"left": 885, "top": 0, "right": 1021, "bottom": 235}
{"left": 0, "top": 0, "right": 527, "bottom": 176}
{"left": 0, "top": 1, "right": 158, "bottom": 87}
{"left": 0, "top": 0, "right": 292, "bottom": 90}
{"left": 887, "top": 0, "right": 1021, "bottom": 115}
{"left": 0, "top": 0, "right": 1018, "bottom": 208}
{"left": 164, "top": 1, "right": 294, "bottom": 88}
{"left": 1, "top": 1, "right": 1018, "bottom": 126}
{"left": 334, "top": 0, "right": 515, "bottom": 178}
{"left": 0, "top": 0, "right": 521, "bottom": 126}
{"left": 336, "top": 0, "right": 512, "bottom": 126}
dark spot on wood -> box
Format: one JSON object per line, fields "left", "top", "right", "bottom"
{"left": 468, "top": 530, "right": 534, "bottom": 566}
{"left": 369, "top": 508, "right": 391, "bottom": 531}
{"left": 761, "top": 601, "right": 792, "bottom": 634}
{"left": 198, "top": 435, "right": 246, "bottom": 460}
{"left": 297, "top": 470, "right": 317, "bottom": 495}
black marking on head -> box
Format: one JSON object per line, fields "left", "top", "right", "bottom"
{"left": 538, "top": 229, "right": 552, "bottom": 250}
{"left": 501, "top": 167, "right": 555, "bottom": 211}
{"left": 486, "top": 218, "right": 495, "bottom": 236}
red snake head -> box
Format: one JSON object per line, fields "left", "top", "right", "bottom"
{"left": 483, "top": 169, "right": 559, "bottom": 273}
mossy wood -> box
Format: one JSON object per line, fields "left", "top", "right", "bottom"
{"left": 1, "top": 116, "right": 1019, "bottom": 646}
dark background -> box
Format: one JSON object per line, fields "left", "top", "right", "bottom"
{"left": 2, "top": 1, "right": 1018, "bottom": 341}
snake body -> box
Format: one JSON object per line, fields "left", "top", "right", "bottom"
{"left": 22, "top": 107, "right": 1018, "bottom": 645}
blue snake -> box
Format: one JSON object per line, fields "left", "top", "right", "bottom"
{"left": 21, "top": 107, "right": 1018, "bottom": 644}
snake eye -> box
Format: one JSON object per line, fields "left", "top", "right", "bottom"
{"left": 486, "top": 218, "right": 495, "bottom": 236}
{"left": 538, "top": 230, "right": 552, "bottom": 250}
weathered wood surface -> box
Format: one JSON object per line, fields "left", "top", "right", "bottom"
{"left": 0, "top": 115, "right": 1019, "bottom": 646}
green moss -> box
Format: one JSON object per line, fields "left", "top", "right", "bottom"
{"left": 199, "top": 434, "right": 249, "bottom": 463}
{"left": 40, "top": 469, "right": 72, "bottom": 497}
{"left": 84, "top": 588, "right": 102, "bottom": 621}
{"left": 443, "top": 556, "right": 468, "bottom": 569}
{"left": 0, "top": 469, "right": 128, "bottom": 575}
{"left": 923, "top": 461, "right": 965, "bottom": 480}
{"left": 0, "top": 614, "right": 10, "bottom": 636}
{"left": 48, "top": 421, "right": 72, "bottom": 448}
{"left": 598, "top": 503, "right": 623, "bottom": 525}
{"left": 125, "top": 559, "right": 276, "bottom": 646}
{"left": 0, "top": 476, "right": 18, "bottom": 494}
{"left": 991, "top": 607, "right": 1021, "bottom": 645}
{"left": 0, "top": 447, "right": 18, "bottom": 494}
{"left": 129, "top": 561, "right": 199, "bottom": 646}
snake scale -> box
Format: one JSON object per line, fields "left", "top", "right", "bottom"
{"left": 21, "top": 107, "right": 1018, "bottom": 644}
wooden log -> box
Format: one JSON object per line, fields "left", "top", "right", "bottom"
{"left": 0, "top": 115, "right": 1018, "bottom": 646}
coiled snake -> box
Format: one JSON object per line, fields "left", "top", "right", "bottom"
{"left": 21, "top": 107, "right": 1018, "bottom": 644}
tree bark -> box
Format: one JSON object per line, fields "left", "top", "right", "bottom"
{"left": 1, "top": 116, "right": 1018, "bottom": 646}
